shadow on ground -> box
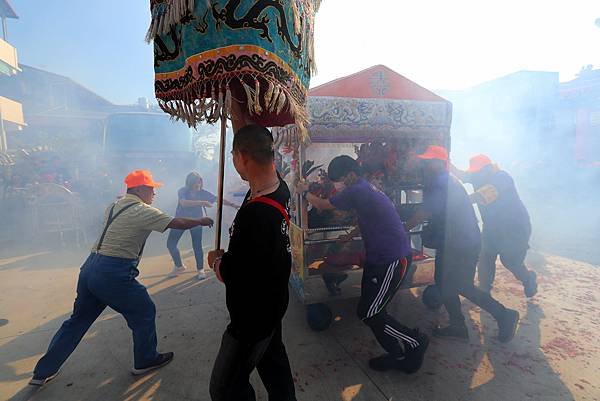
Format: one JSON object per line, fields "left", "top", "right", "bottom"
{"left": 0, "top": 251, "right": 588, "bottom": 401}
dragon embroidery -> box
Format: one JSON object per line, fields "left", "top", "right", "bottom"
{"left": 154, "top": 12, "right": 196, "bottom": 67}
{"left": 211, "top": 0, "right": 304, "bottom": 60}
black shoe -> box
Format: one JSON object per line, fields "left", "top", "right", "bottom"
{"left": 324, "top": 273, "right": 348, "bottom": 296}
{"left": 524, "top": 271, "right": 538, "bottom": 298}
{"left": 401, "top": 331, "right": 430, "bottom": 374}
{"left": 433, "top": 323, "right": 469, "bottom": 342}
{"left": 334, "top": 273, "right": 348, "bottom": 286}
{"left": 477, "top": 286, "right": 492, "bottom": 296}
{"left": 368, "top": 354, "right": 405, "bottom": 372}
{"left": 132, "top": 352, "right": 174, "bottom": 375}
{"left": 498, "top": 309, "right": 519, "bottom": 343}
{"left": 29, "top": 371, "right": 59, "bottom": 387}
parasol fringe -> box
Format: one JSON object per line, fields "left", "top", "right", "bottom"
{"left": 264, "top": 80, "right": 275, "bottom": 111}
{"left": 156, "top": 74, "right": 309, "bottom": 140}
{"left": 253, "top": 77, "right": 263, "bottom": 115}
{"left": 291, "top": 1, "right": 303, "bottom": 37}
{"left": 268, "top": 85, "right": 281, "bottom": 114}
{"left": 276, "top": 89, "right": 288, "bottom": 114}
{"left": 225, "top": 84, "right": 233, "bottom": 118}
{"left": 217, "top": 89, "right": 224, "bottom": 123}
{"left": 146, "top": 0, "right": 195, "bottom": 42}
{"left": 240, "top": 80, "right": 256, "bottom": 116}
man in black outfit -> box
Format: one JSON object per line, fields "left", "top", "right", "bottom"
{"left": 208, "top": 124, "right": 295, "bottom": 401}
{"left": 453, "top": 154, "right": 537, "bottom": 297}
{"left": 407, "top": 146, "right": 519, "bottom": 342}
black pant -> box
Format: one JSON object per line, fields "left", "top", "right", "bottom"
{"left": 357, "top": 257, "right": 421, "bottom": 356}
{"left": 436, "top": 246, "right": 507, "bottom": 326}
{"left": 210, "top": 323, "right": 296, "bottom": 401}
{"left": 478, "top": 234, "right": 531, "bottom": 292}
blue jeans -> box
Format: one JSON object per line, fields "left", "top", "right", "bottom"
{"left": 33, "top": 254, "right": 159, "bottom": 378}
{"left": 167, "top": 226, "right": 204, "bottom": 270}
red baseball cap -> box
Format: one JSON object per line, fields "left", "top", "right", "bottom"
{"left": 417, "top": 146, "right": 449, "bottom": 162}
{"left": 124, "top": 170, "right": 163, "bottom": 189}
{"left": 467, "top": 154, "right": 493, "bottom": 173}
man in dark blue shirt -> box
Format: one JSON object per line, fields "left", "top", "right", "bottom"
{"left": 407, "top": 146, "right": 519, "bottom": 342}
{"left": 454, "top": 154, "right": 537, "bottom": 297}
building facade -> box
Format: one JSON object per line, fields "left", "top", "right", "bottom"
{"left": 0, "top": 0, "right": 25, "bottom": 152}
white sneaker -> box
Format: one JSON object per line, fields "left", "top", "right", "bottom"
{"left": 168, "top": 265, "right": 187, "bottom": 277}
{"left": 197, "top": 270, "right": 207, "bottom": 281}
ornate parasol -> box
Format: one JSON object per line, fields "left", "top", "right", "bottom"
{"left": 147, "top": 0, "right": 321, "bottom": 248}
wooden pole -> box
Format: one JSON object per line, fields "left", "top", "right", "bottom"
{"left": 215, "top": 100, "right": 228, "bottom": 250}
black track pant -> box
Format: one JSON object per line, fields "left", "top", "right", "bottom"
{"left": 357, "top": 256, "right": 421, "bottom": 356}
{"left": 436, "top": 246, "right": 508, "bottom": 326}
{"left": 478, "top": 234, "right": 531, "bottom": 292}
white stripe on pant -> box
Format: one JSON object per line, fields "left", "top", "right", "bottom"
{"left": 384, "top": 325, "right": 419, "bottom": 348}
{"left": 366, "top": 260, "right": 398, "bottom": 319}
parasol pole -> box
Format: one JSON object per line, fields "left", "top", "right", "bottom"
{"left": 215, "top": 95, "right": 228, "bottom": 250}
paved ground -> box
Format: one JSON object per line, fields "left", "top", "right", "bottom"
{"left": 0, "top": 245, "right": 599, "bottom": 401}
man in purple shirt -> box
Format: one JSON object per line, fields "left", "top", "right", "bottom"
{"left": 297, "top": 155, "right": 428, "bottom": 373}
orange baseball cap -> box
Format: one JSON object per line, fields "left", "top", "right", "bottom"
{"left": 124, "top": 170, "right": 163, "bottom": 189}
{"left": 467, "top": 154, "right": 493, "bottom": 173}
{"left": 417, "top": 146, "right": 449, "bottom": 162}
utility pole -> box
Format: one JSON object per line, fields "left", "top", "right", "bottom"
{"left": 1, "top": 16, "right": 6, "bottom": 40}
{"left": 0, "top": 115, "right": 7, "bottom": 152}
{"left": 0, "top": 104, "right": 7, "bottom": 151}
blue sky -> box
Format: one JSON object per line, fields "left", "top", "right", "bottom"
{"left": 7, "top": 0, "right": 154, "bottom": 104}
{"left": 5, "top": 0, "right": 600, "bottom": 105}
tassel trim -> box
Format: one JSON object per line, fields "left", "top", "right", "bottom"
{"left": 157, "top": 73, "right": 309, "bottom": 141}
{"left": 146, "top": 0, "right": 195, "bottom": 42}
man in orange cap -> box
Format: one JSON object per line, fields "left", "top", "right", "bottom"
{"left": 454, "top": 154, "right": 537, "bottom": 297}
{"left": 30, "top": 170, "right": 214, "bottom": 387}
{"left": 407, "top": 146, "right": 519, "bottom": 343}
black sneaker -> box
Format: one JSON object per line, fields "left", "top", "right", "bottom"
{"left": 432, "top": 323, "right": 469, "bottom": 342}
{"left": 368, "top": 354, "right": 405, "bottom": 372}
{"left": 401, "top": 331, "right": 430, "bottom": 374}
{"left": 29, "top": 371, "right": 59, "bottom": 387}
{"left": 498, "top": 309, "right": 519, "bottom": 343}
{"left": 132, "top": 352, "right": 174, "bottom": 375}
{"left": 524, "top": 271, "right": 538, "bottom": 298}
{"left": 323, "top": 273, "right": 348, "bottom": 296}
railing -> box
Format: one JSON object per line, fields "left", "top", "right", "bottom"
{"left": 0, "top": 37, "right": 18, "bottom": 73}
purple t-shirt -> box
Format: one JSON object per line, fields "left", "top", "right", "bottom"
{"left": 330, "top": 178, "right": 411, "bottom": 266}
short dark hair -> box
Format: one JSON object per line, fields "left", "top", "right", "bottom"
{"left": 328, "top": 155, "right": 361, "bottom": 182}
{"left": 232, "top": 124, "right": 274, "bottom": 165}
{"left": 127, "top": 185, "right": 152, "bottom": 194}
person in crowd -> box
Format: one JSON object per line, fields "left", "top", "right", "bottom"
{"left": 208, "top": 125, "right": 296, "bottom": 401}
{"left": 29, "top": 170, "right": 213, "bottom": 387}
{"left": 452, "top": 154, "right": 537, "bottom": 297}
{"left": 168, "top": 172, "right": 238, "bottom": 280}
{"left": 406, "top": 146, "right": 519, "bottom": 342}
{"left": 297, "top": 155, "right": 429, "bottom": 373}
